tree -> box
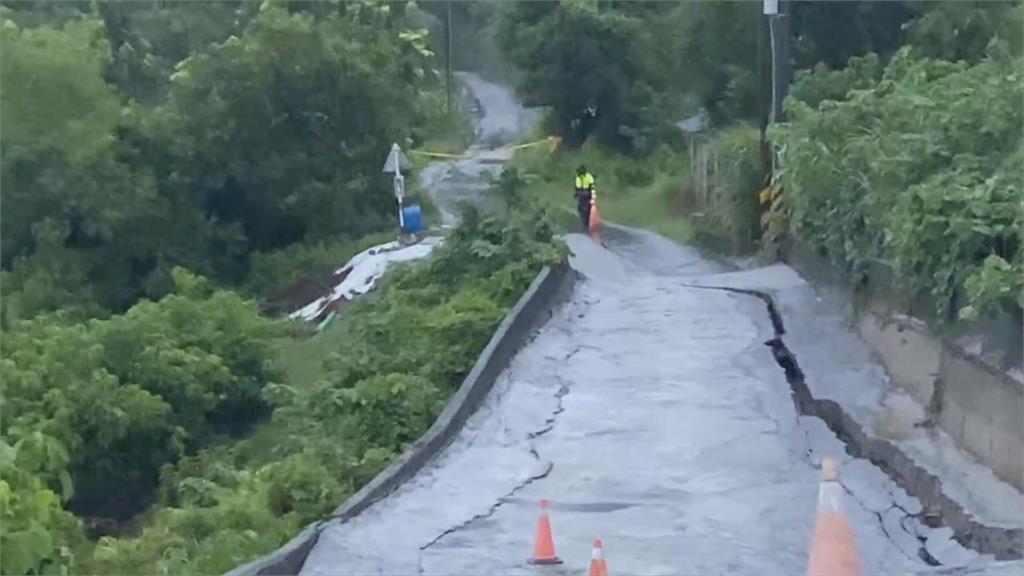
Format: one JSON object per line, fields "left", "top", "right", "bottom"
{"left": 670, "top": 1, "right": 768, "bottom": 126}
{"left": 498, "top": 0, "right": 678, "bottom": 150}
{"left": 789, "top": 1, "right": 916, "bottom": 69}
{"left": 0, "top": 18, "right": 121, "bottom": 265}
{"left": 95, "top": 0, "right": 258, "bottom": 102}
{"left": 2, "top": 269, "right": 280, "bottom": 523}
{"left": 144, "top": 4, "right": 432, "bottom": 278}
{"left": 1, "top": 16, "right": 167, "bottom": 318}
{"left": 2, "top": 2, "right": 447, "bottom": 318}
{"left": 902, "top": 1, "right": 1023, "bottom": 62}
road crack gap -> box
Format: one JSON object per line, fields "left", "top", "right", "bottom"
{"left": 681, "top": 282, "right": 1021, "bottom": 560}
{"left": 419, "top": 365, "right": 574, "bottom": 555}
{"left": 418, "top": 460, "right": 554, "bottom": 553}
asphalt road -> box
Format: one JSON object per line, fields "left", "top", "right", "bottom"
{"left": 299, "top": 77, "right": 1016, "bottom": 576}
{"left": 302, "top": 228, "right": 1008, "bottom": 575}
{"left": 417, "top": 72, "right": 537, "bottom": 226}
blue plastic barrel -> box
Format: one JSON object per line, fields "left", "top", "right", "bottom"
{"left": 401, "top": 204, "right": 422, "bottom": 233}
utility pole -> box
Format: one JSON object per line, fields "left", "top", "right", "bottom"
{"left": 446, "top": 1, "right": 453, "bottom": 113}
{"left": 764, "top": 0, "right": 792, "bottom": 181}
{"left": 765, "top": 0, "right": 791, "bottom": 125}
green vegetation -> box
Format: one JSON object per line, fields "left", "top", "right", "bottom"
{"left": 4, "top": 1, "right": 1022, "bottom": 574}
{"left": 685, "top": 126, "right": 765, "bottom": 254}
{"left": 494, "top": 1, "right": 939, "bottom": 150}
{"left": 497, "top": 0, "right": 1022, "bottom": 322}
{"left": 1, "top": 1, "right": 448, "bottom": 323}
{"left": 2, "top": 1, "right": 557, "bottom": 574}
{"left": 2, "top": 270, "right": 280, "bottom": 574}
{"left": 87, "top": 208, "right": 564, "bottom": 575}
{"left": 770, "top": 46, "right": 1023, "bottom": 322}
{"left": 2, "top": 204, "right": 564, "bottom": 574}
{"left": 497, "top": 2, "right": 684, "bottom": 150}
{"left": 511, "top": 142, "right": 693, "bottom": 245}
{"left": 413, "top": 99, "right": 475, "bottom": 157}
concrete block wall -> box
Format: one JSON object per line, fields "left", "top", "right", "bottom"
{"left": 939, "top": 351, "right": 1024, "bottom": 490}
{"left": 784, "top": 240, "right": 1024, "bottom": 492}
{"left": 855, "top": 314, "right": 941, "bottom": 407}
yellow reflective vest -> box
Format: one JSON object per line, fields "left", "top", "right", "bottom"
{"left": 574, "top": 173, "right": 596, "bottom": 190}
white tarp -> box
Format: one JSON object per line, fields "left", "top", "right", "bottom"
{"left": 290, "top": 236, "right": 444, "bottom": 322}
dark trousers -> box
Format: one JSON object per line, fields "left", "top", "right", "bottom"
{"left": 576, "top": 191, "right": 592, "bottom": 232}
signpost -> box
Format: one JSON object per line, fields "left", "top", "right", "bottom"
{"left": 382, "top": 143, "right": 411, "bottom": 229}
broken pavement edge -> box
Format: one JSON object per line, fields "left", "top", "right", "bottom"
{"left": 224, "top": 263, "right": 578, "bottom": 576}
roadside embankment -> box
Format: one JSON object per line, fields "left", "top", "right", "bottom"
{"left": 225, "top": 263, "right": 577, "bottom": 576}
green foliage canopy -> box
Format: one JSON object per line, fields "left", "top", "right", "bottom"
{"left": 1, "top": 270, "right": 281, "bottom": 574}
{"left": 1, "top": 2, "right": 448, "bottom": 322}
{"left": 770, "top": 48, "right": 1023, "bottom": 321}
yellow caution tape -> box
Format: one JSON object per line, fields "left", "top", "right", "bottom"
{"left": 411, "top": 136, "right": 562, "bottom": 161}
{"left": 509, "top": 136, "right": 562, "bottom": 151}
{"left": 409, "top": 150, "right": 465, "bottom": 159}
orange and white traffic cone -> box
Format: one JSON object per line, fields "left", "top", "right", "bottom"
{"left": 807, "top": 458, "right": 862, "bottom": 576}
{"left": 588, "top": 194, "right": 601, "bottom": 239}
{"left": 588, "top": 539, "right": 608, "bottom": 576}
{"left": 528, "top": 500, "right": 563, "bottom": 565}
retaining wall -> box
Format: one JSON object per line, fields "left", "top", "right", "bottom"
{"left": 224, "top": 262, "right": 577, "bottom": 576}
{"left": 783, "top": 241, "right": 1024, "bottom": 491}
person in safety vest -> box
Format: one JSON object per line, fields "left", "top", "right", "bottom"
{"left": 574, "top": 165, "right": 596, "bottom": 233}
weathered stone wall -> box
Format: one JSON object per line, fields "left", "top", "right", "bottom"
{"left": 783, "top": 240, "right": 1023, "bottom": 492}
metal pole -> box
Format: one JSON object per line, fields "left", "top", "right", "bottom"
{"left": 446, "top": 1, "right": 453, "bottom": 113}
{"left": 766, "top": 1, "right": 791, "bottom": 177}
{"left": 396, "top": 173, "right": 405, "bottom": 230}
{"left": 768, "top": 3, "right": 791, "bottom": 125}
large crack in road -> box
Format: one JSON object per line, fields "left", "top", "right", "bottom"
{"left": 683, "top": 280, "right": 949, "bottom": 567}
{"left": 297, "top": 75, "right": 1020, "bottom": 576}
{"left": 419, "top": 360, "right": 580, "bottom": 555}
{"left": 696, "top": 280, "right": 1022, "bottom": 561}
{"left": 302, "top": 228, "right": 1018, "bottom": 575}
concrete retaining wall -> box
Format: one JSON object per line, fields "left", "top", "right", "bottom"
{"left": 938, "top": 350, "right": 1024, "bottom": 491}
{"left": 224, "top": 263, "right": 577, "bottom": 576}
{"left": 783, "top": 241, "right": 1024, "bottom": 491}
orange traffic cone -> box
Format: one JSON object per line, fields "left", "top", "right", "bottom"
{"left": 528, "top": 500, "right": 563, "bottom": 565}
{"left": 588, "top": 539, "right": 608, "bottom": 576}
{"left": 588, "top": 195, "right": 601, "bottom": 238}
{"left": 807, "top": 458, "right": 862, "bottom": 576}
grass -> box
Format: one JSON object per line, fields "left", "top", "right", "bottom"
{"left": 414, "top": 102, "right": 476, "bottom": 158}
{"left": 276, "top": 327, "right": 332, "bottom": 389}
{"left": 509, "top": 141, "right": 695, "bottom": 245}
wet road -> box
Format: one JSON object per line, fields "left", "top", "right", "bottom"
{"left": 418, "top": 73, "right": 537, "bottom": 226}
{"left": 302, "top": 228, "right": 1007, "bottom": 575}
{"left": 299, "top": 78, "right": 1018, "bottom": 575}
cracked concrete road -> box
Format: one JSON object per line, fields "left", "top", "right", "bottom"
{"left": 301, "top": 228, "right": 1012, "bottom": 575}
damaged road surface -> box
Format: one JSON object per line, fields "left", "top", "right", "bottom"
{"left": 301, "top": 229, "right": 1020, "bottom": 575}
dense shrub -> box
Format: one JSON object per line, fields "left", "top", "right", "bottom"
{"left": 770, "top": 48, "right": 1023, "bottom": 320}
{"left": 1, "top": 270, "right": 281, "bottom": 573}
{"left": 80, "top": 207, "right": 566, "bottom": 574}
{"left": 689, "top": 125, "right": 764, "bottom": 252}
{"left": 1, "top": 2, "right": 451, "bottom": 320}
